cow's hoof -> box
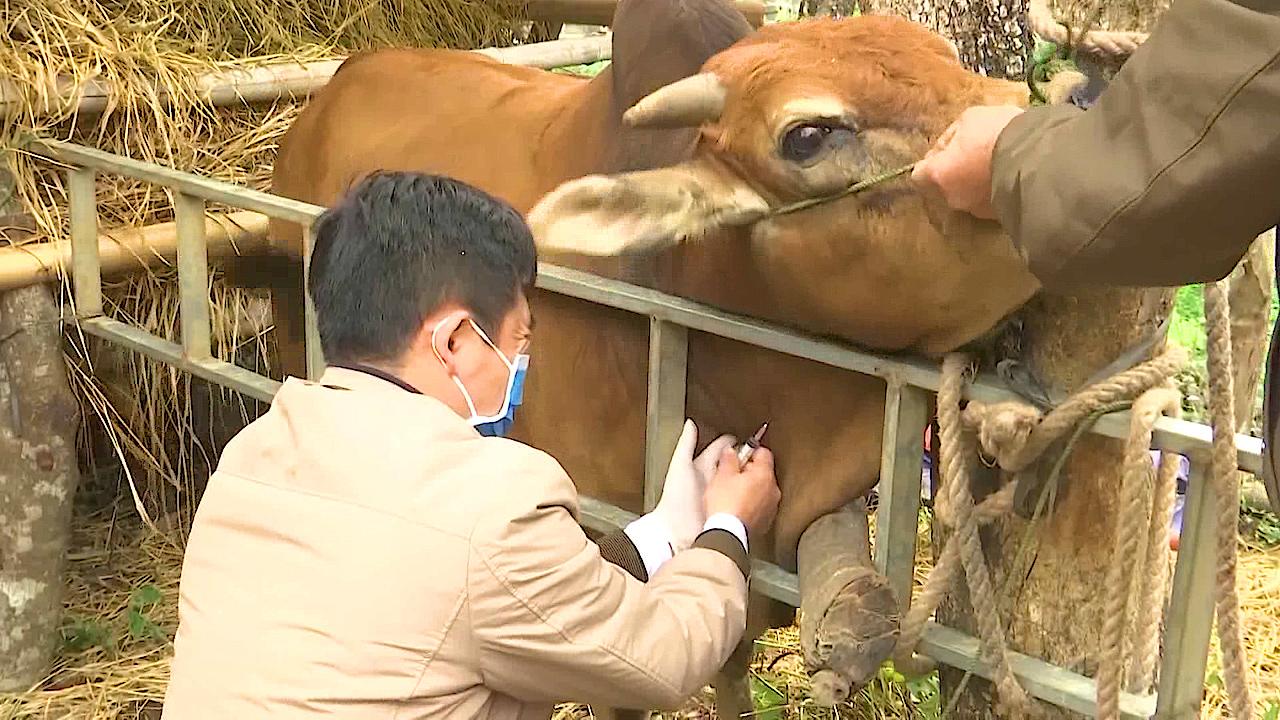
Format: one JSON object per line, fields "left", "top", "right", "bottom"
{"left": 804, "top": 568, "right": 901, "bottom": 698}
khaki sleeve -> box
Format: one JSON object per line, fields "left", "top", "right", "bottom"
{"left": 990, "top": 0, "right": 1280, "bottom": 289}
{"left": 467, "top": 463, "right": 748, "bottom": 711}
{"left": 594, "top": 529, "right": 649, "bottom": 581}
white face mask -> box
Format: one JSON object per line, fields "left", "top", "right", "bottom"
{"left": 431, "top": 316, "right": 530, "bottom": 437}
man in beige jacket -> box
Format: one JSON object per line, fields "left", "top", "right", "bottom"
{"left": 162, "top": 172, "right": 781, "bottom": 718}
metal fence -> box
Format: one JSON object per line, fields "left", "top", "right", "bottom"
{"left": 31, "top": 134, "right": 1259, "bottom": 720}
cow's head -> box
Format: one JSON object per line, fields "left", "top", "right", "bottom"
{"left": 528, "top": 15, "right": 1045, "bottom": 354}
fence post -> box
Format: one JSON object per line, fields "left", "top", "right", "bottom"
{"left": 67, "top": 168, "right": 102, "bottom": 319}
{"left": 874, "top": 380, "right": 929, "bottom": 607}
{"left": 174, "top": 192, "right": 212, "bottom": 360}
{"left": 1153, "top": 455, "right": 1217, "bottom": 719}
{"left": 643, "top": 317, "right": 689, "bottom": 512}
{"left": 301, "top": 224, "right": 326, "bottom": 379}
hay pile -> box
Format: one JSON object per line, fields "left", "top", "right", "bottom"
{"left": 2, "top": 0, "right": 529, "bottom": 524}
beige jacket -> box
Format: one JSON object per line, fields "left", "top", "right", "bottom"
{"left": 162, "top": 367, "right": 749, "bottom": 719}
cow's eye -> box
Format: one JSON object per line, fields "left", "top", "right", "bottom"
{"left": 780, "top": 124, "right": 833, "bottom": 163}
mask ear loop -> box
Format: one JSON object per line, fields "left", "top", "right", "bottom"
{"left": 466, "top": 319, "right": 517, "bottom": 372}
{"left": 431, "top": 313, "right": 484, "bottom": 418}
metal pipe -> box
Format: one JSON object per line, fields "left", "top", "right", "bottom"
{"left": 0, "top": 211, "right": 268, "bottom": 292}
{"left": 522, "top": 0, "right": 766, "bottom": 27}
{"left": 1, "top": 36, "right": 613, "bottom": 120}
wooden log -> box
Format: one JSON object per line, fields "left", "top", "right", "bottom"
{"left": 797, "top": 498, "right": 901, "bottom": 706}
{"left": 523, "top": 0, "right": 765, "bottom": 27}
{"left": 0, "top": 36, "right": 613, "bottom": 119}
{"left": 0, "top": 211, "right": 268, "bottom": 292}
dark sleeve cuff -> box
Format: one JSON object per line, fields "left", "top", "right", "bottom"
{"left": 692, "top": 528, "right": 750, "bottom": 580}
{"left": 595, "top": 529, "right": 649, "bottom": 582}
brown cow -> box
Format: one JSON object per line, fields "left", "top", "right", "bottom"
{"left": 263, "top": 3, "right": 1042, "bottom": 716}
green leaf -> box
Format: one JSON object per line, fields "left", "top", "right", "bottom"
{"left": 749, "top": 674, "right": 786, "bottom": 720}
{"left": 130, "top": 583, "right": 162, "bottom": 609}
{"left": 1261, "top": 701, "right": 1279, "bottom": 720}
{"left": 60, "top": 617, "right": 112, "bottom": 653}
{"left": 1032, "top": 40, "right": 1059, "bottom": 65}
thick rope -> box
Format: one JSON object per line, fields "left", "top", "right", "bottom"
{"left": 892, "top": 346, "right": 1190, "bottom": 716}
{"left": 1129, "top": 446, "right": 1181, "bottom": 693}
{"left": 1096, "top": 387, "right": 1181, "bottom": 720}
{"left": 1204, "top": 282, "right": 1255, "bottom": 719}
{"left": 935, "top": 355, "right": 1036, "bottom": 716}
{"left": 1026, "top": 0, "right": 1148, "bottom": 58}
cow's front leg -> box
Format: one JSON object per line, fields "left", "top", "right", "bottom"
{"left": 712, "top": 634, "right": 755, "bottom": 719}
{"left": 797, "top": 499, "right": 901, "bottom": 705}
{"left": 590, "top": 709, "right": 648, "bottom": 720}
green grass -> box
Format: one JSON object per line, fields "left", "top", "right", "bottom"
{"left": 550, "top": 59, "right": 610, "bottom": 77}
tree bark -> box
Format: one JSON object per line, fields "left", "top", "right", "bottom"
{"left": 0, "top": 209, "right": 82, "bottom": 690}
{"left": 800, "top": 0, "right": 858, "bottom": 18}
{"left": 857, "top": 0, "right": 1032, "bottom": 79}
{"left": 1227, "top": 230, "right": 1275, "bottom": 435}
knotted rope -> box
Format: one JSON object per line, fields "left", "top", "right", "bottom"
{"left": 1027, "top": 0, "right": 1148, "bottom": 58}
{"left": 891, "top": 282, "right": 1255, "bottom": 718}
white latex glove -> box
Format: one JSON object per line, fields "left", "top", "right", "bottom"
{"left": 653, "top": 419, "right": 738, "bottom": 551}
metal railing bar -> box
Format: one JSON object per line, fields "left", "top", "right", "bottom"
{"left": 873, "top": 382, "right": 929, "bottom": 607}
{"left": 77, "top": 316, "right": 280, "bottom": 402}
{"left": 67, "top": 167, "right": 103, "bottom": 319}
{"left": 1154, "top": 457, "right": 1219, "bottom": 719}
{"left": 643, "top": 318, "right": 689, "bottom": 512}
{"left": 920, "top": 623, "right": 1156, "bottom": 720}
{"left": 301, "top": 224, "right": 326, "bottom": 379}
{"left": 535, "top": 264, "right": 1264, "bottom": 474}
{"left": 175, "top": 192, "right": 213, "bottom": 360}
{"left": 30, "top": 139, "right": 325, "bottom": 226}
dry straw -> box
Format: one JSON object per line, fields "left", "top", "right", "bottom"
{"left": 2, "top": 0, "right": 527, "bottom": 525}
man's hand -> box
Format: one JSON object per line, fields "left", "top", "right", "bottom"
{"left": 704, "top": 446, "right": 780, "bottom": 538}
{"left": 911, "top": 105, "right": 1025, "bottom": 220}
{"left": 652, "top": 420, "right": 738, "bottom": 551}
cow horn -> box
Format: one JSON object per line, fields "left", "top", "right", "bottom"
{"left": 623, "top": 73, "right": 727, "bottom": 129}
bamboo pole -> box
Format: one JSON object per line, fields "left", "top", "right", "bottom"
{"left": 523, "top": 0, "right": 765, "bottom": 27}
{"left": 0, "top": 211, "right": 268, "bottom": 292}
{"left": 0, "top": 36, "right": 613, "bottom": 119}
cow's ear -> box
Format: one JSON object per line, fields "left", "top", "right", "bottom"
{"left": 526, "top": 162, "right": 769, "bottom": 256}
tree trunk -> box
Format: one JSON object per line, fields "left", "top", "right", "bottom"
{"left": 1227, "top": 230, "right": 1275, "bottom": 435}
{"left": 800, "top": 0, "right": 858, "bottom": 18}
{"left": 937, "top": 287, "right": 1177, "bottom": 719}
{"left": 0, "top": 205, "right": 82, "bottom": 690}
{"left": 856, "top": 0, "right": 1032, "bottom": 79}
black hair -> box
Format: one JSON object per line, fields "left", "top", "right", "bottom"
{"left": 307, "top": 171, "right": 537, "bottom": 365}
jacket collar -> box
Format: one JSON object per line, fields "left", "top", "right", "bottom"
{"left": 298, "top": 366, "right": 481, "bottom": 439}
{"left": 326, "top": 362, "right": 423, "bottom": 395}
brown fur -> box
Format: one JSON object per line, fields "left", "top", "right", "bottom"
{"left": 263, "top": 6, "right": 1046, "bottom": 710}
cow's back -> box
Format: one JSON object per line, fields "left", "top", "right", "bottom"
{"left": 269, "top": 48, "right": 588, "bottom": 256}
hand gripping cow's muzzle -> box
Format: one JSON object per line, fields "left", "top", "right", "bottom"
{"left": 796, "top": 499, "right": 902, "bottom": 705}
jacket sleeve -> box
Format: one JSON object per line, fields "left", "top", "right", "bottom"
{"left": 466, "top": 457, "right": 749, "bottom": 711}
{"left": 594, "top": 529, "right": 649, "bottom": 581}
{"left": 989, "top": 0, "right": 1280, "bottom": 289}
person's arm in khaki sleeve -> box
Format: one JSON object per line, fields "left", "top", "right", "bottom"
{"left": 467, "top": 446, "right": 778, "bottom": 710}
{"left": 914, "top": 0, "right": 1280, "bottom": 289}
